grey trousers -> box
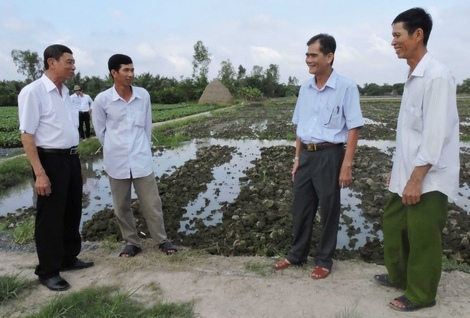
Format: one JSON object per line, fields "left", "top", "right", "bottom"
{"left": 109, "top": 172, "right": 168, "bottom": 247}
{"left": 286, "top": 146, "right": 344, "bottom": 270}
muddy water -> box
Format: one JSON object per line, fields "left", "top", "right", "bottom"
{"left": 1, "top": 138, "right": 469, "bottom": 254}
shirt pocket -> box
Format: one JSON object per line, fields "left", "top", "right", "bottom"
{"left": 323, "top": 105, "right": 342, "bottom": 129}
{"left": 404, "top": 104, "right": 423, "bottom": 131}
{"left": 133, "top": 111, "right": 146, "bottom": 127}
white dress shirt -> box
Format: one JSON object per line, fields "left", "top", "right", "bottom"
{"left": 389, "top": 53, "right": 460, "bottom": 201}
{"left": 71, "top": 93, "right": 93, "bottom": 112}
{"left": 18, "top": 74, "right": 79, "bottom": 148}
{"left": 92, "top": 85, "right": 154, "bottom": 179}
{"left": 292, "top": 70, "right": 364, "bottom": 144}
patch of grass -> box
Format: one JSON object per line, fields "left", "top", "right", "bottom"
{"left": 0, "top": 273, "right": 31, "bottom": 304}
{"left": 244, "top": 261, "right": 269, "bottom": 277}
{"left": 152, "top": 116, "right": 208, "bottom": 147}
{"left": 25, "top": 285, "right": 195, "bottom": 318}
{"left": 11, "top": 219, "right": 35, "bottom": 245}
{"left": 153, "top": 132, "right": 189, "bottom": 147}
{"left": 334, "top": 306, "right": 361, "bottom": 318}
{"left": 0, "top": 221, "right": 9, "bottom": 231}
{"left": 0, "top": 156, "right": 31, "bottom": 192}
{"left": 77, "top": 138, "right": 102, "bottom": 157}
{"left": 442, "top": 256, "right": 470, "bottom": 273}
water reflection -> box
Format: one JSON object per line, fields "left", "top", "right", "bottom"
{"left": 1, "top": 138, "right": 469, "bottom": 251}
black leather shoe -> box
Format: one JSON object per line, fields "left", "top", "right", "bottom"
{"left": 39, "top": 275, "right": 70, "bottom": 291}
{"left": 60, "top": 259, "right": 94, "bottom": 271}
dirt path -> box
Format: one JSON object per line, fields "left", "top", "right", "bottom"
{"left": 1, "top": 244, "right": 470, "bottom": 318}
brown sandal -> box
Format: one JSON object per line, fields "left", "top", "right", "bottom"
{"left": 273, "top": 258, "right": 291, "bottom": 270}
{"left": 311, "top": 266, "right": 330, "bottom": 280}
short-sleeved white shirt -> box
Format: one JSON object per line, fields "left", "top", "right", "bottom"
{"left": 18, "top": 74, "right": 79, "bottom": 148}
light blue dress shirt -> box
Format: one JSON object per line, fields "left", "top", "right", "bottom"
{"left": 292, "top": 70, "right": 364, "bottom": 144}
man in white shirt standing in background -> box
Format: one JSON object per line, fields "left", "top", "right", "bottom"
{"left": 374, "top": 7, "right": 460, "bottom": 312}
{"left": 71, "top": 85, "right": 93, "bottom": 140}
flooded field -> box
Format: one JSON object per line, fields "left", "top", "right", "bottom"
{"left": 1, "top": 101, "right": 470, "bottom": 265}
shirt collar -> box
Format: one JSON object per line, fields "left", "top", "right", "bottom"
{"left": 410, "top": 52, "right": 431, "bottom": 78}
{"left": 41, "top": 74, "right": 70, "bottom": 95}
{"left": 309, "top": 69, "right": 337, "bottom": 90}
{"left": 111, "top": 85, "right": 142, "bottom": 102}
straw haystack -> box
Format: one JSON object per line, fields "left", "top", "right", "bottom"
{"left": 198, "top": 78, "right": 234, "bottom": 105}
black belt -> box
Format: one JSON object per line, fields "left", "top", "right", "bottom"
{"left": 79, "top": 111, "right": 89, "bottom": 113}
{"left": 301, "top": 142, "right": 344, "bottom": 151}
{"left": 37, "top": 146, "right": 79, "bottom": 155}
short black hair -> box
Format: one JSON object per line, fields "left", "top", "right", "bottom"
{"left": 306, "top": 33, "right": 336, "bottom": 66}
{"left": 108, "top": 54, "right": 133, "bottom": 74}
{"left": 392, "top": 7, "right": 433, "bottom": 46}
{"left": 43, "top": 44, "right": 73, "bottom": 70}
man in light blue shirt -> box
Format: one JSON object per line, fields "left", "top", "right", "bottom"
{"left": 274, "top": 34, "right": 364, "bottom": 279}
{"left": 92, "top": 54, "right": 176, "bottom": 257}
{"left": 375, "top": 8, "right": 460, "bottom": 312}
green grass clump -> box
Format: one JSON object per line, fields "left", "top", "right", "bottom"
{"left": 11, "top": 219, "right": 35, "bottom": 245}
{"left": 77, "top": 138, "right": 102, "bottom": 157}
{"left": 0, "top": 156, "right": 31, "bottom": 191}
{"left": 0, "top": 273, "right": 31, "bottom": 304}
{"left": 334, "top": 306, "right": 361, "bottom": 318}
{"left": 442, "top": 256, "right": 470, "bottom": 273}
{"left": 26, "top": 285, "right": 195, "bottom": 318}
{"left": 244, "top": 261, "right": 269, "bottom": 277}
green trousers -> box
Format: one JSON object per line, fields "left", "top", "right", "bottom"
{"left": 383, "top": 191, "right": 447, "bottom": 306}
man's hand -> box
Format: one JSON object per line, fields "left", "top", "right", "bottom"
{"left": 339, "top": 164, "right": 353, "bottom": 188}
{"left": 35, "top": 171, "right": 52, "bottom": 196}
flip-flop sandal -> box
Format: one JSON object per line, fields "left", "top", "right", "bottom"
{"left": 273, "top": 258, "right": 291, "bottom": 270}
{"left": 119, "top": 245, "right": 142, "bottom": 257}
{"left": 389, "top": 295, "right": 436, "bottom": 312}
{"left": 311, "top": 266, "right": 330, "bottom": 280}
{"left": 374, "top": 274, "right": 397, "bottom": 288}
{"left": 159, "top": 241, "right": 178, "bottom": 255}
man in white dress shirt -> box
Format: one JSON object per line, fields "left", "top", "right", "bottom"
{"left": 71, "top": 85, "right": 93, "bottom": 140}
{"left": 18, "top": 44, "right": 93, "bottom": 292}
{"left": 374, "top": 7, "right": 460, "bottom": 312}
{"left": 92, "top": 54, "right": 176, "bottom": 257}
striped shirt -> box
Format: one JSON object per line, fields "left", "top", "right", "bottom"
{"left": 389, "top": 53, "right": 460, "bottom": 201}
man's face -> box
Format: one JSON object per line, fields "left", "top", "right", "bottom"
{"left": 75, "top": 90, "right": 83, "bottom": 96}
{"left": 112, "top": 64, "right": 134, "bottom": 86}
{"left": 48, "top": 53, "right": 76, "bottom": 81}
{"left": 391, "top": 22, "right": 418, "bottom": 60}
{"left": 305, "top": 41, "right": 333, "bottom": 76}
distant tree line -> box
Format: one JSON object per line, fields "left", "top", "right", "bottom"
{"left": 1, "top": 43, "right": 469, "bottom": 107}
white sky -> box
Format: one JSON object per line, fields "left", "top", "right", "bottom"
{"left": 1, "top": 0, "right": 469, "bottom": 86}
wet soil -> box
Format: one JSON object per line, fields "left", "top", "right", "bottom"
{"left": 3, "top": 102, "right": 470, "bottom": 266}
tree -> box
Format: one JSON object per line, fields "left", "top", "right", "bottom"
{"left": 11, "top": 49, "right": 43, "bottom": 82}
{"left": 192, "top": 40, "right": 211, "bottom": 90}
{"left": 287, "top": 76, "right": 299, "bottom": 86}
{"left": 218, "top": 59, "right": 236, "bottom": 93}
{"left": 457, "top": 78, "right": 470, "bottom": 94}
{"left": 263, "top": 64, "right": 280, "bottom": 97}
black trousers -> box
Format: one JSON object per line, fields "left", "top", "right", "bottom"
{"left": 287, "top": 146, "right": 344, "bottom": 270}
{"left": 33, "top": 152, "right": 83, "bottom": 279}
{"left": 78, "top": 111, "right": 91, "bottom": 139}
